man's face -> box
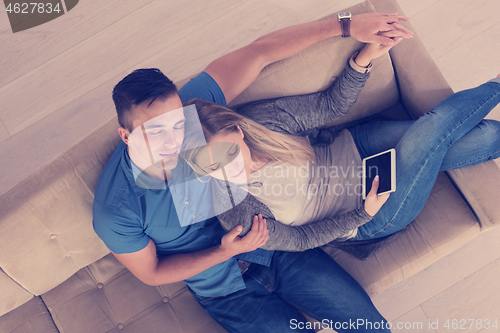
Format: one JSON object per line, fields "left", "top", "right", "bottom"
{"left": 123, "top": 95, "right": 185, "bottom": 177}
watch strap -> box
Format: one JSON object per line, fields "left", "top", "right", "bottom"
{"left": 339, "top": 18, "right": 351, "bottom": 38}
{"left": 349, "top": 52, "right": 373, "bottom": 74}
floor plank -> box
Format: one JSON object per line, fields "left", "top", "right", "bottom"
{"left": 0, "top": 0, "right": 155, "bottom": 89}
{"left": 391, "top": 306, "right": 436, "bottom": 333}
{"left": 405, "top": 0, "right": 500, "bottom": 60}
{"left": 421, "top": 258, "right": 500, "bottom": 333}
{"left": 372, "top": 226, "right": 500, "bottom": 321}
{"left": 0, "top": 120, "right": 9, "bottom": 142}
{"left": 133, "top": 0, "right": 364, "bottom": 83}
{"left": 396, "top": 0, "right": 440, "bottom": 17}
{"left": 308, "top": 0, "right": 363, "bottom": 21}
{"left": 433, "top": 22, "right": 500, "bottom": 94}
{"left": 0, "top": 5, "right": 14, "bottom": 33}
{"left": 0, "top": 70, "right": 123, "bottom": 195}
{"left": 0, "top": 0, "right": 247, "bottom": 137}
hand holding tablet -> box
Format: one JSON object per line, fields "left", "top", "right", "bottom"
{"left": 362, "top": 148, "right": 396, "bottom": 217}
{"left": 363, "top": 175, "right": 391, "bottom": 217}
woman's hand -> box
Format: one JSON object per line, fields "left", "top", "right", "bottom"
{"left": 364, "top": 175, "right": 390, "bottom": 217}
{"left": 354, "top": 36, "right": 404, "bottom": 67}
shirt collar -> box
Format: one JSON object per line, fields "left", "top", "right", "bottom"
{"left": 120, "top": 143, "right": 149, "bottom": 197}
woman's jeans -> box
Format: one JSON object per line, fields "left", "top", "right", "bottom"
{"left": 189, "top": 248, "right": 391, "bottom": 333}
{"left": 348, "top": 78, "right": 500, "bottom": 239}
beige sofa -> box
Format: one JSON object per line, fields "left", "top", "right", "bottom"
{"left": 1, "top": 0, "right": 499, "bottom": 332}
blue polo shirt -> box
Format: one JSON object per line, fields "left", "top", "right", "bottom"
{"left": 93, "top": 72, "right": 273, "bottom": 297}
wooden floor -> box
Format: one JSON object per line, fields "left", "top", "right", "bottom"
{"left": 1, "top": 0, "right": 499, "bottom": 332}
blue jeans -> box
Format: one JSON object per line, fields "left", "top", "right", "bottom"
{"left": 189, "top": 248, "right": 391, "bottom": 333}
{"left": 349, "top": 78, "right": 500, "bottom": 239}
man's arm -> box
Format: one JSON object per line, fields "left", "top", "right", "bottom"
{"left": 205, "top": 12, "right": 411, "bottom": 104}
{"left": 112, "top": 216, "right": 268, "bottom": 286}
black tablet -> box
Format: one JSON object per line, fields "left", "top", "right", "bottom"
{"left": 362, "top": 148, "right": 396, "bottom": 200}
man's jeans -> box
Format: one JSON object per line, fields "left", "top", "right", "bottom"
{"left": 189, "top": 248, "right": 391, "bottom": 333}
{"left": 349, "top": 78, "right": 500, "bottom": 239}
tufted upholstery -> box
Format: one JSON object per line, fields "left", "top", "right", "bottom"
{"left": 0, "top": 297, "right": 59, "bottom": 333}
{"left": 41, "top": 254, "right": 225, "bottom": 333}
{"left": 1, "top": 0, "right": 499, "bottom": 332}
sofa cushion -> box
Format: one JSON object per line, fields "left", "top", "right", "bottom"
{"left": 446, "top": 162, "right": 500, "bottom": 231}
{"left": 62, "top": 119, "right": 122, "bottom": 196}
{"left": 41, "top": 254, "right": 226, "bottom": 333}
{"left": 0, "top": 154, "right": 110, "bottom": 296}
{"left": 323, "top": 172, "right": 480, "bottom": 296}
{"left": 0, "top": 269, "right": 33, "bottom": 317}
{"left": 0, "top": 297, "right": 58, "bottom": 333}
{"left": 0, "top": 110, "right": 122, "bottom": 303}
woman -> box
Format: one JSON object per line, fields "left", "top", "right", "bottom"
{"left": 181, "top": 41, "right": 500, "bottom": 252}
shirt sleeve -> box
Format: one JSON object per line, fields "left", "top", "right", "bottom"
{"left": 92, "top": 202, "right": 150, "bottom": 254}
{"left": 213, "top": 180, "right": 372, "bottom": 251}
{"left": 178, "top": 72, "right": 227, "bottom": 106}
{"left": 217, "top": 195, "right": 373, "bottom": 251}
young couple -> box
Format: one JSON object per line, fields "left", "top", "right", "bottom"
{"left": 93, "top": 10, "right": 500, "bottom": 333}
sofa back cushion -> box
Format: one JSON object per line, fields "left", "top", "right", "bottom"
{"left": 0, "top": 120, "right": 119, "bottom": 300}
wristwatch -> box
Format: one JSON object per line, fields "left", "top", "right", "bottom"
{"left": 338, "top": 12, "right": 351, "bottom": 38}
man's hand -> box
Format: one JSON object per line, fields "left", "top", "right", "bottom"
{"left": 112, "top": 215, "right": 268, "bottom": 287}
{"left": 351, "top": 12, "right": 412, "bottom": 46}
{"left": 220, "top": 214, "right": 269, "bottom": 257}
{"left": 364, "top": 175, "right": 390, "bottom": 217}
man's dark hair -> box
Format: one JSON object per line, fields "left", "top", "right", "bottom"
{"left": 112, "top": 68, "right": 179, "bottom": 132}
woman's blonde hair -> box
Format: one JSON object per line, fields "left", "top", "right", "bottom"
{"left": 181, "top": 99, "right": 315, "bottom": 176}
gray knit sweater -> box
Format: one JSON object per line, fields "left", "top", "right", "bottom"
{"left": 214, "top": 61, "right": 373, "bottom": 251}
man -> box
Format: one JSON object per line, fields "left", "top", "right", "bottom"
{"left": 93, "top": 12, "right": 412, "bottom": 333}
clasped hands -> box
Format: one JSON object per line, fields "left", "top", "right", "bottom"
{"left": 350, "top": 12, "right": 412, "bottom": 46}
{"left": 350, "top": 12, "right": 412, "bottom": 68}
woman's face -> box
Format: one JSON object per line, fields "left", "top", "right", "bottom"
{"left": 193, "top": 128, "right": 253, "bottom": 183}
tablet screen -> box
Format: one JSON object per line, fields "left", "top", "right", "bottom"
{"left": 365, "top": 150, "right": 392, "bottom": 195}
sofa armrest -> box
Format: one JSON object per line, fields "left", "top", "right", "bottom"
{"left": 371, "top": 0, "right": 500, "bottom": 231}
{"left": 371, "top": 0, "right": 454, "bottom": 119}
{"left": 446, "top": 162, "right": 500, "bottom": 231}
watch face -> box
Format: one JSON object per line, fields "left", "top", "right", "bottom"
{"left": 338, "top": 12, "right": 351, "bottom": 19}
